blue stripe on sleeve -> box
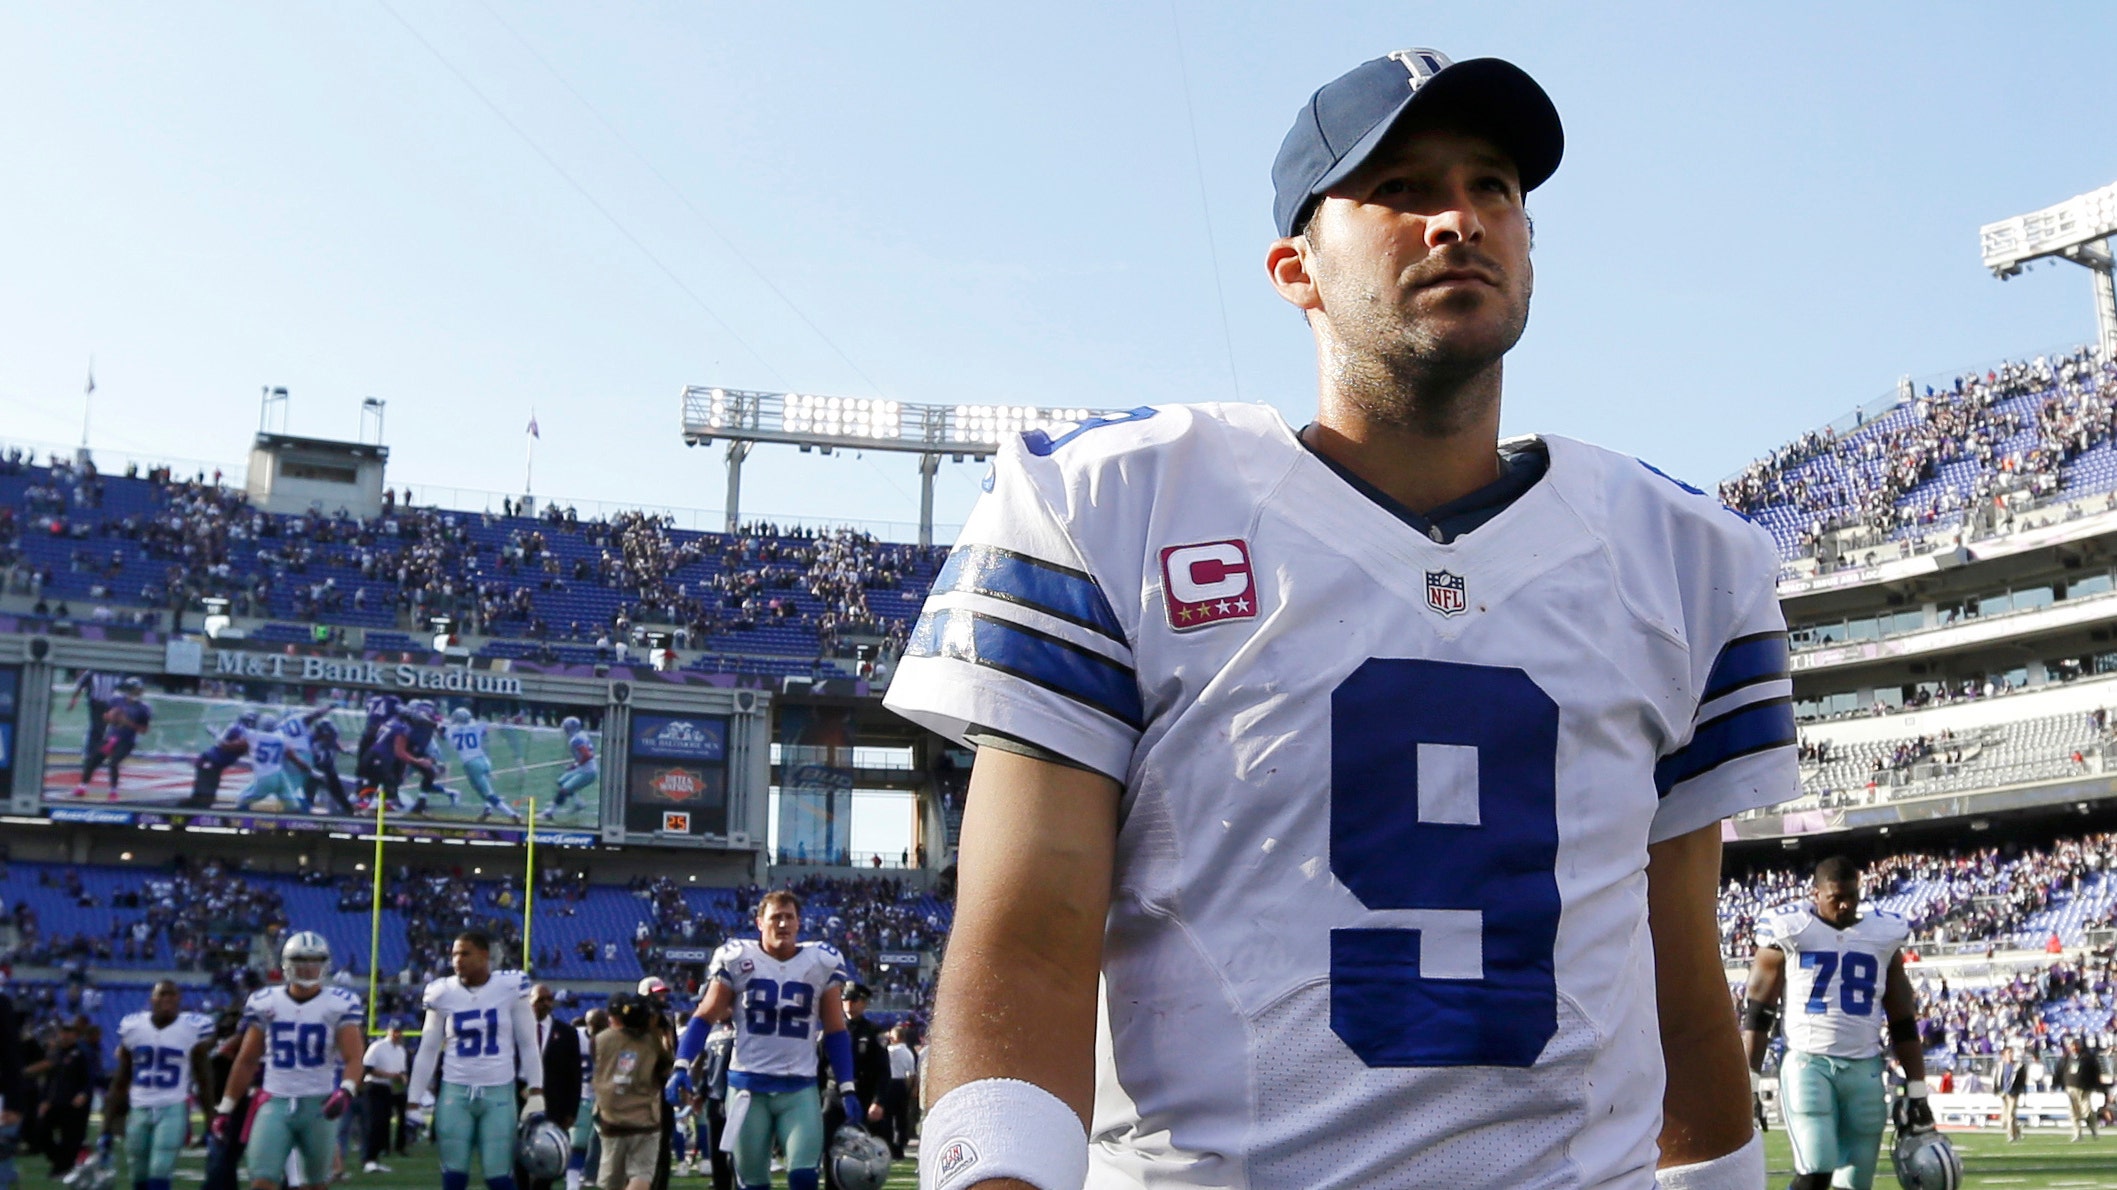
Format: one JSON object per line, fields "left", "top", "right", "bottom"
{"left": 1654, "top": 696, "right": 1796, "bottom": 798}
{"left": 931, "top": 544, "right": 1126, "bottom": 642}
{"left": 907, "top": 607, "right": 1143, "bottom": 729}
{"left": 1702, "top": 631, "right": 1790, "bottom": 703}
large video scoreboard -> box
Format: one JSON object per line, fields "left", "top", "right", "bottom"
{"left": 0, "top": 634, "right": 769, "bottom": 854}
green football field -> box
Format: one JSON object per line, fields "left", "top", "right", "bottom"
{"left": 9, "top": 1135, "right": 923, "bottom": 1190}
{"left": 43, "top": 690, "right": 598, "bottom": 827}
{"left": 18, "top": 1129, "right": 2117, "bottom": 1189}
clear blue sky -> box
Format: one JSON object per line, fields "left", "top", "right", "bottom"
{"left": 3, "top": 3, "right": 2113, "bottom": 538}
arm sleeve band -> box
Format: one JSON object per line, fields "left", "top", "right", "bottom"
{"left": 1889, "top": 1017, "right": 1921, "bottom": 1045}
{"left": 1654, "top": 1132, "right": 1763, "bottom": 1190}
{"left": 407, "top": 1010, "right": 444, "bottom": 1103}
{"left": 511, "top": 996, "right": 542, "bottom": 1090}
{"left": 1740, "top": 999, "right": 1779, "bottom": 1033}
{"left": 823, "top": 1029, "right": 856, "bottom": 1089}
{"left": 918, "top": 1078, "right": 1086, "bottom": 1190}
{"left": 676, "top": 1015, "right": 711, "bottom": 1066}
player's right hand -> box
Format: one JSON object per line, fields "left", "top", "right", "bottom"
{"left": 209, "top": 1112, "right": 236, "bottom": 1143}
{"left": 664, "top": 1068, "right": 693, "bottom": 1103}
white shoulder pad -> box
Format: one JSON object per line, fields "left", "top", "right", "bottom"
{"left": 420, "top": 977, "right": 452, "bottom": 1009}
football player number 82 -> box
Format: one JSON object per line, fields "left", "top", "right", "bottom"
{"left": 1330, "top": 659, "right": 1561, "bottom": 1068}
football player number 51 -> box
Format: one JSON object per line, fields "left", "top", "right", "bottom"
{"left": 1331, "top": 659, "right": 1561, "bottom": 1068}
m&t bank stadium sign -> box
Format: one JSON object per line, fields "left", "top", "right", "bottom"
{"left": 211, "top": 651, "right": 524, "bottom": 696}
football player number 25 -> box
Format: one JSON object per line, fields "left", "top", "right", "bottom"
{"left": 1331, "top": 659, "right": 1561, "bottom": 1068}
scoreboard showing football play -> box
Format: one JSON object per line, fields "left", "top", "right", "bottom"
{"left": 0, "top": 634, "right": 772, "bottom": 857}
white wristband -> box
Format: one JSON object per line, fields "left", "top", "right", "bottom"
{"left": 919, "top": 1078, "right": 1086, "bottom": 1190}
{"left": 1655, "top": 1132, "right": 1762, "bottom": 1190}
{"left": 215, "top": 1097, "right": 237, "bottom": 1116}
{"left": 339, "top": 1079, "right": 359, "bottom": 1096}
{"left": 1905, "top": 1079, "right": 1929, "bottom": 1098}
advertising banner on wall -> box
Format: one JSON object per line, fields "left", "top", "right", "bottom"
{"left": 623, "top": 713, "right": 731, "bottom": 840}
{"left": 41, "top": 668, "right": 604, "bottom": 834}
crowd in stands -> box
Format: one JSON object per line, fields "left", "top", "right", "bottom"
{"left": 0, "top": 448, "right": 939, "bottom": 670}
{"left": 3, "top": 858, "right": 286, "bottom": 987}
{"left": 1720, "top": 347, "right": 2117, "bottom": 558}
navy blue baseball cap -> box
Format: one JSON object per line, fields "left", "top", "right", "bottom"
{"left": 1272, "top": 48, "right": 1563, "bottom": 238}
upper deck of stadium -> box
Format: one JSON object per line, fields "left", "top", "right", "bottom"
{"left": 0, "top": 450, "right": 945, "bottom": 676}
{"left": 1723, "top": 345, "right": 2117, "bottom": 568}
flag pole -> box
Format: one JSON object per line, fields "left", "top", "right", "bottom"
{"left": 525, "top": 408, "right": 537, "bottom": 499}
{"left": 523, "top": 799, "right": 538, "bottom": 975}
{"left": 81, "top": 357, "right": 95, "bottom": 456}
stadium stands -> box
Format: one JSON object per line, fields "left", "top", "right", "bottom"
{"left": 0, "top": 448, "right": 941, "bottom": 670}
{"left": 1721, "top": 347, "right": 2117, "bottom": 562}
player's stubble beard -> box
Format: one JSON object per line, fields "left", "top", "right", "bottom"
{"left": 1314, "top": 243, "right": 1531, "bottom": 438}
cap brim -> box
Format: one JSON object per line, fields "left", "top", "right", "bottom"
{"left": 1312, "top": 57, "right": 1563, "bottom": 200}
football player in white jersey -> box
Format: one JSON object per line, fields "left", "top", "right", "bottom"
{"left": 1741, "top": 857, "right": 1940, "bottom": 1190}
{"left": 447, "top": 707, "right": 522, "bottom": 822}
{"left": 233, "top": 711, "right": 309, "bottom": 813}
{"left": 884, "top": 48, "right": 1793, "bottom": 1190}
{"left": 665, "top": 891, "right": 860, "bottom": 1190}
{"left": 407, "top": 930, "right": 546, "bottom": 1190}
{"left": 212, "top": 933, "right": 366, "bottom": 1190}
{"left": 549, "top": 717, "right": 597, "bottom": 817}
{"left": 103, "top": 981, "right": 215, "bottom": 1190}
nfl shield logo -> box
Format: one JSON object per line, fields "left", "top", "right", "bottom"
{"left": 1425, "top": 570, "right": 1467, "bottom": 617}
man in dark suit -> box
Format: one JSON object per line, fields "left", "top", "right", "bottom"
{"left": 1998, "top": 1045, "right": 2029, "bottom": 1142}
{"left": 2059, "top": 1035, "right": 2108, "bottom": 1141}
{"left": 521, "top": 984, "right": 584, "bottom": 1190}
{"left": 38, "top": 1020, "right": 92, "bottom": 1177}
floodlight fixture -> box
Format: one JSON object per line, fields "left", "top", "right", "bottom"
{"left": 1981, "top": 179, "right": 2117, "bottom": 359}
{"left": 680, "top": 385, "right": 1123, "bottom": 545}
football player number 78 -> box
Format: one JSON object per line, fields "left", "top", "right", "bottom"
{"left": 1329, "top": 659, "right": 1562, "bottom": 1068}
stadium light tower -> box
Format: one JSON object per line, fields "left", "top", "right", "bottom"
{"left": 680, "top": 386, "right": 1125, "bottom": 546}
{"left": 1980, "top": 178, "right": 2117, "bottom": 360}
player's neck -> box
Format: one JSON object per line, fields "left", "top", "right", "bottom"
{"left": 1300, "top": 407, "right": 1503, "bottom": 517}
{"left": 460, "top": 972, "right": 490, "bottom": 988}
{"left": 287, "top": 984, "right": 320, "bottom": 1002}
{"left": 762, "top": 938, "right": 798, "bottom": 961}
{"left": 151, "top": 1012, "right": 176, "bottom": 1027}
{"left": 1307, "top": 343, "right": 1503, "bottom": 514}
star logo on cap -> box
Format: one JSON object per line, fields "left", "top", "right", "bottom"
{"left": 1387, "top": 48, "right": 1453, "bottom": 90}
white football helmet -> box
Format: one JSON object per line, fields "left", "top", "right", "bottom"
{"left": 828, "top": 1126, "right": 891, "bottom": 1190}
{"left": 560, "top": 716, "right": 583, "bottom": 736}
{"left": 1891, "top": 1130, "right": 1961, "bottom": 1190}
{"left": 450, "top": 707, "right": 473, "bottom": 725}
{"left": 282, "top": 930, "right": 332, "bottom": 989}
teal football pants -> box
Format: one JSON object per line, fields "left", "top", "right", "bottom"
{"left": 1781, "top": 1050, "right": 1888, "bottom": 1190}
{"left": 124, "top": 1102, "right": 188, "bottom": 1182}
{"left": 436, "top": 1082, "right": 518, "bottom": 1178}
{"left": 730, "top": 1089, "right": 822, "bottom": 1189}
{"left": 246, "top": 1095, "right": 335, "bottom": 1188}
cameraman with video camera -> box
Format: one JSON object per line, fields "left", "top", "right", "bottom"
{"left": 591, "top": 995, "right": 671, "bottom": 1190}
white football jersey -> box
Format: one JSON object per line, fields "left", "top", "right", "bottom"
{"left": 448, "top": 721, "right": 489, "bottom": 763}
{"left": 279, "top": 713, "right": 314, "bottom": 760}
{"left": 709, "top": 939, "right": 849, "bottom": 1090}
{"left": 244, "top": 728, "right": 288, "bottom": 776}
{"left": 242, "top": 985, "right": 361, "bottom": 1098}
{"left": 1762, "top": 908, "right": 1910, "bottom": 1059}
{"left": 118, "top": 1010, "right": 215, "bottom": 1109}
{"left": 423, "top": 970, "right": 533, "bottom": 1088}
{"left": 884, "top": 404, "right": 1798, "bottom": 1189}
{"left": 567, "top": 731, "right": 597, "bottom": 766}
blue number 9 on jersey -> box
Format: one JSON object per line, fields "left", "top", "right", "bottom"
{"left": 1330, "top": 659, "right": 1562, "bottom": 1068}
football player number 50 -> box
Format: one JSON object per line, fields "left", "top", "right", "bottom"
{"left": 1331, "top": 659, "right": 1561, "bottom": 1068}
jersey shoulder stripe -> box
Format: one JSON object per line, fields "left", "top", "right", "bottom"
{"left": 928, "top": 543, "right": 1124, "bottom": 642}
{"left": 1653, "top": 694, "right": 1797, "bottom": 797}
{"left": 1701, "top": 631, "right": 1792, "bottom": 704}
{"left": 907, "top": 607, "right": 1142, "bottom": 729}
